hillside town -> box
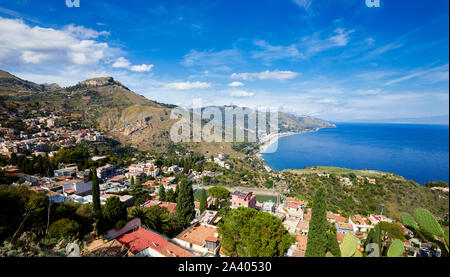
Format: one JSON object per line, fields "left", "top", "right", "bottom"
{"left": 0, "top": 110, "right": 448, "bottom": 258}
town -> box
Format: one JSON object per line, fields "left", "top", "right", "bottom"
{"left": 1, "top": 111, "right": 448, "bottom": 258}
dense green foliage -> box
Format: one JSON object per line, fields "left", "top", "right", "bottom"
{"left": 129, "top": 206, "right": 181, "bottom": 237}
{"left": 176, "top": 179, "right": 196, "bottom": 227}
{"left": 199, "top": 189, "right": 207, "bottom": 214}
{"left": 48, "top": 218, "right": 79, "bottom": 239}
{"left": 305, "top": 185, "right": 328, "bottom": 257}
{"left": 91, "top": 168, "right": 101, "bottom": 215}
{"left": 284, "top": 170, "right": 449, "bottom": 220}
{"left": 218, "top": 207, "right": 294, "bottom": 257}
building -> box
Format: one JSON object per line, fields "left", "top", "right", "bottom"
{"left": 60, "top": 179, "right": 92, "bottom": 196}
{"left": 335, "top": 222, "right": 355, "bottom": 235}
{"left": 261, "top": 201, "right": 276, "bottom": 214}
{"left": 143, "top": 200, "right": 177, "bottom": 213}
{"left": 297, "top": 220, "right": 310, "bottom": 236}
{"left": 54, "top": 166, "right": 77, "bottom": 178}
{"left": 96, "top": 164, "right": 117, "bottom": 180}
{"left": 116, "top": 227, "right": 195, "bottom": 257}
{"left": 286, "top": 202, "right": 304, "bottom": 220}
{"left": 174, "top": 223, "right": 221, "bottom": 257}
{"left": 349, "top": 215, "right": 374, "bottom": 233}
{"left": 231, "top": 190, "right": 257, "bottom": 209}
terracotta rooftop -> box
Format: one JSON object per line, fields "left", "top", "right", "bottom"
{"left": 334, "top": 216, "right": 347, "bottom": 223}
{"left": 144, "top": 200, "right": 177, "bottom": 213}
{"left": 116, "top": 228, "right": 194, "bottom": 257}
{"left": 176, "top": 224, "right": 219, "bottom": 248}
{"left": 296, "top": 235, "right": 308, "bottom": 251}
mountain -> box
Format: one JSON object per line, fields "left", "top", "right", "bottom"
{"left": 0, "top": 70, "right": 335, "bottom": 154}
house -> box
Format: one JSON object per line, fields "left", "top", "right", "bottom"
{"left": 335, "top": 222, "right": 355, "bottom": 234}
{"left": 192, "top": 210, "right": 221, "bottom": 226}
{"left": 143, "top": 200, "right": 177, "bottom": 213}
{"left": 349, "top": 215, "right": 374, "bottom": 233}
{"left": 60, "top": 179, "right": 92, "bottom": 196}
{"left": 174, "top": 223, "right": 221, "bottom": 257}
{"left": 54, "top": 166, "right": 77, "bottom": 178}
{"left": 168, "top": 165, "right": 180, "bottom": 174}
{"left": 297, "top": 220, "right": 309, "bottom": 236}
{"left": 283, "top": 217, "right": 301, "bottom": 235}
{"left": 261, "top": 201, "right": 276, "bottom": 214}
{"left": 334, "top": 215, "right": 347, "bottom": 224}
{"left": 286, "top": 202, "right": 304, "bottom": 220}
{"left": 231, "top": 190, "right": 257, "bottom": 209}
{"left": 340, "top": 177, "right": 353, "bottom": 186}
{"left": 116, "top": 227, "right": 195, "bottom": 257}
{"left": 296, "top": 235, "right": 308, "bottom": 255}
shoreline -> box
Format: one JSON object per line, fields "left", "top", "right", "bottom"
{"left": 256, "top": 127, "right": 324, "bottom": 171}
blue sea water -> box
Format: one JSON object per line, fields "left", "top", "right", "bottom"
{"left": 262, "top": 123, "right": 449, "bottom": 184}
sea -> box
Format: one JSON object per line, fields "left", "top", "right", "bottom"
{"left": 261, "top": 123, "right": 449, "bottom": 184}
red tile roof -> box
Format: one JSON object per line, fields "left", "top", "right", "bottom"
{"left": 334, "top": 216, "right": 347, "bottom": 223}
{"left": 116, "top": 228, "right": 194, "bottom": 257}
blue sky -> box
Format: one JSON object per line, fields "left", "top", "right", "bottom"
{"left": 0, "top": 0, "right": 448, "bottom": 122}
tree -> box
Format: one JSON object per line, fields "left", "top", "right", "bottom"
{"left": 176, "top": 179, "right": 196, "bottom": 227}
{"left": 48, "top": 218, "right": 79, "bottom": 239}
{"left": 165, "top": 189, "right": 176, "bottom": 203}
{"left": 159, "top": 183, "right": 166, "bottom": 201}
{"left": 305, "top": 185, "right": 328, "bottom": 257}
{"left": 130, "top": 176, "right": 135, "bottom": 189}
{"left": 207, "top": 186, "right": 230, "bottom": 200}
{"left": 199, "top": 189, "right": 207, "bottom": 214}
{"left": 218, "top": 207, "right": 294, "bottom": 257}
{"left": 327, "top": 232, "right": 341, "bottom": 257}
{"left": 102, "top": 197, "right": 127, "bottom": 230}
{"left": 91, "top": 168, "right": 101, "bottom": 216}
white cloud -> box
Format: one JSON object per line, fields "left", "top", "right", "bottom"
{"left": 0, "top": 17, "right": 152, "bottom": 73}
{"left": 181, "top": 48, "right": 243, "bottom": 67}
{"left": 231, "top": 70, "right": 300, "bottom": 80}
{"left": 224, "top": 89, "right": 254, "bottom": 97}
{"left": 292, "top": 0, "right": 313, "bottom": 10}
{"left": 112, "top": 57, "right": 131, "bottom": 68}
{"left": 0, "top": 17, "right": 113, "bottom": 68}
{"left": 384, "top": 64, "right": 449, "bottom": 86}
{"left": 164, "top": 81, "right": 212, "bottom": 90}
{"left": 112, "top": 57, "right": 154, "bottom": 72}
{"left": 62, "top": 24, "right": 110, "bottom": 39}
{"left": 130, "top": 64, "right": 154, "bottom": 72}
{"left": 228, "top": 81, "right": 244, "bottom": 87}
{"left": 251, "top": 28, "right": 354, "bottom": 62}
{"left": 251, "top": 40, "right": 300, "bottom": 62}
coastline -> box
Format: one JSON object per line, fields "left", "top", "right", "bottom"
{"left": 256, "top": 128, "right": 323, "bottom": 171}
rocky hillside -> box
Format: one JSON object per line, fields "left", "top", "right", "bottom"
{"left": 0, "top": 70, "right": 335, "bottom": 153}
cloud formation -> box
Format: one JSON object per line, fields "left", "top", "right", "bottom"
{"left": 231, "top": 70, "right": 300, "bottom": 80}
{"left": 164, "top": 81, "right": 212, "bottom": 90}
{"left": 112, "top": 57, "right": 154, "bottom": 72}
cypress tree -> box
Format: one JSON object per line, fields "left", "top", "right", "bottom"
{"left": 87, "top": 169, "right": 93, "bottom": 181}
{"left": 91, "top": 168, "right": 101, "bottom": 216}
{"left": 199, "top": 189, "right": 207, "bottom": 214}
{"left": 305, "top": 185, "right": 328, "bottom": 257}
{"left": 130, "top": 176, "right": 135, "bottom": 189}
{"left": 159, "top": 183, "right": 166, "bottom": 201}
{"left": 176, "top": 179, "right": 196, "bottom": 227}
